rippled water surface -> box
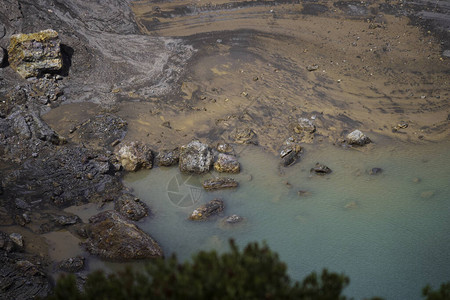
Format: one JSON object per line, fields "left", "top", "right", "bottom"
{"left": 124, "top": 139, "right": 450, "bottom": 299}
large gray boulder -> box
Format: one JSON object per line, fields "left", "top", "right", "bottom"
{"left": 82, "top": 211, "right": 162, "bottom": 260}
{"left": 115, "top": 141, "right": 153, "bottom": 172}
{"left": 7, "top": 29, "right": 63, "bottom": 78}
{"left": 179, "top": 140, "right": 212, "bottom": 174}
{"left": 346, "top": 130, "right": 371, "bottom": 146}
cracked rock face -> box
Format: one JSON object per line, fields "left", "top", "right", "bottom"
{"left": 7, "top": 29, "right": 63, "bottom": 78}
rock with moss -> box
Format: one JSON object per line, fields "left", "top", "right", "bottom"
{"left": 214, "top": 153, "right": 240, "bottom": 173}
{"left": 7, "top": 29, "right": 63, "bottom": 78}
{"left": 82, "top": 210, "right": 162, "bottom": 260}
{"left": 189, "top": 199, "right": 224, "bottom": 220}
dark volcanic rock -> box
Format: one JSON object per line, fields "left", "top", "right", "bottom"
{"left": 7, "top": 29, "right": 63, "bottom": 78}
{"left": 70, "top": 114, "right": 128, "bottom": 150}
{"left": 203, "top": 177, "right": 239, "bottom": 190}
{"left": 82, "top": 210, "right": 162, "bottom": 260}
{"left": 179, "top": 140, "right": 212, "bottom": 174}
{"left": 156, "top": 148, "right": 179, "bottom": 167}
{"left": 0, "top": 233, "right": 51, "bottom": 299}
{"left": 115, "top": 193, "right": 148, "bottom": 221}
{"left": 214, "top": 153, "right": 240, "bottom": 173}
{"left": 58, "top": 256, "right": 85, "bottom": 273}
{"left": 115, "top": 141, "right": 153, "bottom": 172}
{"left": 189, "top": 199, "right": 224, "bottom": 220}
{"left": 310, "top": 163, "right": 332, "bottom": 175}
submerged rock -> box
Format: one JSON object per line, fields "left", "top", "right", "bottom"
{"left": 156, "top": 148, "right": 179, "bottom": 167}
{"left": 214, "top": 153, "right": 240, "bottom": 173}
{"left": 310, "top": 163, "right": 332, "bottom": 175}
{"left": 115, "top": 141, "right": 153, "bottom": 172}
{"left": 58, "top": 256, "right": 85, "bottom": 273}
{"left": 179, "top": 140, "right": 212, "bottom": 174}
{"left": 189, "top": 199, "right": 224, "bottom": 221}
{"left": 82, "top": 210, "right": 162, "bottom": 260}
{"left": 369, "top": 167, "right": 383, "bottom": 175}
{"left": 224, "top": 214, "right": 243, "bottom": 224}
{"left": 346, "top": 130, "right": 371, "bottom": 146}
{"left": 203, "top": 177, "right": 239, "bottom": 190}
{"left": 7, "top": 29, "right": 63, "bottom": 78}
{"left": 114, "top": 193, "right": 148, "bottom": 221}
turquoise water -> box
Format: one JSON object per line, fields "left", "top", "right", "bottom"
{"left": 124, "top": 139, "right": 450, "bottom": 300}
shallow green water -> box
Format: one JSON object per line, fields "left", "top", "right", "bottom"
{"left": 124, "top": 139, "right": 450, "bottom": 300}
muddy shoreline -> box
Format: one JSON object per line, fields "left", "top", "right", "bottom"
{"left": 0, "top": 0, "right": 449, "bottom": 298}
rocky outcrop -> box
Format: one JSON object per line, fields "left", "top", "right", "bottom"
{"left": 58, "top": 256, "right": 85, "bottom": 273}
{"left": 115, "top": 141, "right": 153, "bottom": 172}
{"left": 310, "top": 163, "right": 332, "bottom": 175}
{"left": 203, "top": 177, "right": 239, "bottom": 190}
{"left": 7, "top": 29, "right": 63, "bottom": 78}
{"left": 0, "top": 232, "right": 51, "bottom": 299}
{"left": 179, "top": 140, "right": 212, "bottom": 174}
{"left": 214, "top": 153, "right": 240, "bottom": 173}
{"left": 189, "top": 199, "right": 224, "bottom": 220}
{"left": 82, "top": 211, "right": 162, "bottom": 260}
{"left": 156, "top": 148, "right": 179, "bottom": 167}
{"left": 346, "top": 130, "right": 371, "bottom": 146}
{"left": 114, "top": 193, "right": 148, "bottom": 221}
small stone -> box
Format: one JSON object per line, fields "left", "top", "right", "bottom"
{"left": 421, "top": 190, "right": 434, "bottom": 199}
{"left": 156, "top": 148, "right": 179, "bottom": 167}
{"left": 369, "top": 167, "right": 383, "bottom": 175}
{"left": 310, "top": 163, "right": 332, "bottom": 175}
{"left": 306, "top": 64, "right": 319, "bottom": 71}
{"left": 161, "top": 121, "right": 171, "bottom": 129}
{"left": 346, "top": 130, "right": 371, "bottom": 146}
{"left": 442, "top": 50, "right": 450, "bottom": 58}
{"left": 115, "top": 193, "right": 148, "bottom": 221}
{"left": 298, "top": 190, "right": 311, "bottom": 197}
{"left": 9, "top": 233, "right": 24, "bottom": 248}
{"left": 217, "top": 143, "right": 234, "bottom": 153}
{"left": 52, "top": 214, "right": 80, "bottom": 226}
{"left": 412, "top": 177, "right": 421, "bottom": 183}
{"left": 225, "top": 214, "right": 243, "bottom": 224}
{"left": 294, "top": 118, "right": 316, "bottom": 134}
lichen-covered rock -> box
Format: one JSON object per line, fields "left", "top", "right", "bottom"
{"left": 189, "top": 199, "right": 224, "bottom": 220}
{"left": 203, "top": 177, "right": 239, "bottom": 190}
{"left": 346, "top": 130, "right": 371, "bottom": 146}
{"left": 7, "top": 29, "right": 63, "bottom": 78}
{"left": 156, "top": 148, "right": 179, "bottom": 167}
{"left": 82, "top": 210, "right": 162, "bottom": 260}
{"left": 58, "top": 256, "right": 85, "bottom": 273}
{"left": 214, "top": 153, "right": 240, "bottom": 173}
{"left": 179, "top": 140, "right": 212, "bottom": 174}
{"left": 115, "top": 141, "right": 153, "bottom": 172}
{"left": 310, "top": 163, "right": 332, "bottom": 175}
{"left": 114, "top": 193, "right": 148, "bottom": 221}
